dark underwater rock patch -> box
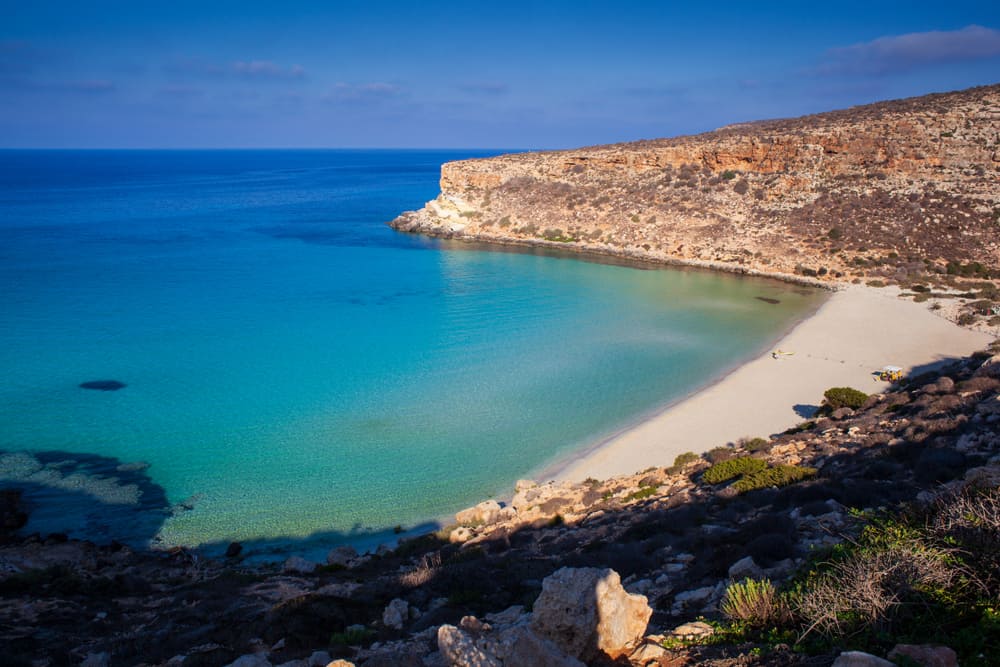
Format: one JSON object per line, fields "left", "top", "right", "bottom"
{"left": 755, "top": 296, "right": 781, "bottom": 304}
{"left": 79, "top": 380, "right": 126, "bottom": 391}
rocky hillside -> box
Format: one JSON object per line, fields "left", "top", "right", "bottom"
{"left": 3, "top": 345, "right": 998, "bottom": 666}
{"left": 392, "top": 84, "right": 1000, "bottom": 286}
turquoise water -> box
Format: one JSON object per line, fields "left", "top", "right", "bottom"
{"left": 0, "top": 150, "right": 825, "bottom": 557}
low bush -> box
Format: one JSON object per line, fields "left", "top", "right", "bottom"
{"left": 741, "top": 437, "right": 771, "bottom": 453}
{"left": 823, "top": 387, "right": 869, "bottom": 410}
{"left": 627, "top": 486, "right": 657, "bottom": 502}
{"left": 704, "top": 446, "right": 738, "bottom": 464}
{"left": 330, "top": 626, "right": 375, "bottom": 646}
{"left": 673, "top": 451, "right": 699, "bottom": 467}
{"left": 703, "top": 456, "right": 767, "bottom": 484}
{"left": 733, "top": 465, "right": 817, "bottom": 493}
{"left": 722, "top": 578, "right": 788, "bottom": 627}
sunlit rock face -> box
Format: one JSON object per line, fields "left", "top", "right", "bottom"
{"left": 393, "top": 84, "right": 1000, "bottom": 283}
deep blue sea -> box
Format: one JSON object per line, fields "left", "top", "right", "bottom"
{"left": 0, "top": 150, "right": 825, "bottom": 558}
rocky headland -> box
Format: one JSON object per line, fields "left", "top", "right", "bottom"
{"left": 393, "top": 83, "right": 1000, "bottom": 333}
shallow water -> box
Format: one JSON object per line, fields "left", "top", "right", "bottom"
{"left": 0, "top": 150, "right": 826, "bottom": 557}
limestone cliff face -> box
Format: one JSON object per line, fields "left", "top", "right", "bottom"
{"left": 392, "top": 84, "right": 1000, "bottom": 282}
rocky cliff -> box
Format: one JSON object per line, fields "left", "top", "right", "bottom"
{"left": 392, "top": 84, "right": 1000, "bottom": 284}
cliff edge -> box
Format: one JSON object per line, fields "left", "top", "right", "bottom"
{"left": 392, "top": 84, "right": 1000, "bottom": 285}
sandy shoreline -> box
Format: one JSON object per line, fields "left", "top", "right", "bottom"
{"left": 556, "top": 284, "right": 995, "bottom": 482}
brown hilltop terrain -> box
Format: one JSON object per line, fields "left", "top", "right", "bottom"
{"left": 392, "top": 84, "right": 1000, "bottom": 289}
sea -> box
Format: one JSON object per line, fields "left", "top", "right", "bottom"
{"left": 0, "top": 149, "right": 826, "bottom": 559}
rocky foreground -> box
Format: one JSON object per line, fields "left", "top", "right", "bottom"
{"left": 392, "top": 84, "right": 1000, "bottom": 324}
{"left": 2, "top": 342, "right": 998, "bottom": 666}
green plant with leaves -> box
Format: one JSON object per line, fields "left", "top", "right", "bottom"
{"left": 722, "top": 578, "right": 788, "bottom": 627}
{"left": 823, "top": 387, "right": 868, "bottom": 410}
{"left": 733, "top": 464, "right": 816, "bottom": 493}
{"left": 702, "top": 456, "right": 767, "bottom": 484}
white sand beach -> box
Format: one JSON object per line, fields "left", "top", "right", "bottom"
{"left": 557, "top": 285, "right": 996, "bottom": 482}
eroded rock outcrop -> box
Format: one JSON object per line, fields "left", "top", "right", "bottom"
{"left": 531, "top": 567, "right": 652, "bottom": 661}
{"left": 392, "top": 84, "right": 1000, "bottom": 287}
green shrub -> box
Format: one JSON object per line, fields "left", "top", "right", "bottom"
{"left": 673, "top": 451, "right": 699, "bottom": 467}
{"left": 823, "top": 387, "right": 869, "bottom": 410}
{"left": 704, "top": 446, "right": 737, "bottom": 464}
{"left": 742, "top": 437, "right": 771, "bottom": 453}
{"left": 330, "top": 626, "right": 375, "bottom": 646}
{"left": 721, "top": 578, "right": 788, "bottom": 627}
{"left": 721, "top": 170, "right": 737, "bottom": 180}
{"left": 732, "top": 464, "right": 816, "bottom": 493}
{"left": 703, "top": 456, "right": 767, "bottom": 484}
{"left": 783, "top": 420, "right": 816, "bottom": 435}
{"left": 627, "top": 486, "right": 657, "bottom": 501}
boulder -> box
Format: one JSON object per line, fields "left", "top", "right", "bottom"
{"left": 973, "top": 354, "right": 1000, "bottom": 378}
{"left": 437, "top": 622, "right": 501, "bottom": 667}
{"left": 326, "top": 545, "right": 358, "bottom": 567}
{"left": 383, "top": 598, "right": 409, "bottom": 630}
{"left": 224, "top": 656, "right": 272, "bottom": 667}
{"left": 629, "top": 640, "right": 667, "bottom": 665}
{"left": 225, "top": 542, "right": 243, "bottom": 558}
{"left": 282, "top": 556, "right": 317, "bottom": 574}
{"left": 455, "top": 500, "right": 503, "bottom": 526}
{"left": 437, "top": 615, "right": 583, "bottom": 667}
{"left": 306, "top": 652, "right": 332, "bottom": 667}
{"left": 727, "top": 556, "right": 763, "bottom": 581}
{"left": 530, "top": 567, "right": 651, "bottom": 661}
{"left": 887, "top": 644, "right": 958, "bottom": 667}
{"left": 831, "top": 651, "right": 895, "bottom": 667}
{"left": 449, "top": 526, "right": 473, "bottom": 544}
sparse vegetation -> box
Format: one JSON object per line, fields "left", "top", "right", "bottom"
{"left": 702, "top": 456, "right": 767, "bottom": 484}
{"left": 823, "top": 386, "right": 869, "bottom": 410}
{"left": 732, "top": 464, "right": 816, "bottom": 493}
{"left": 721, "top": 578, "right": 787, "bottom": 627}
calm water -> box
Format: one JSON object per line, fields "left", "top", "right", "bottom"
{"left": 0, "top": 150, "right": 825, "bottom": 558}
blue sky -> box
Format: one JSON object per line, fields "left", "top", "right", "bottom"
{"left": 2, "top": 1, "right": 999, "bottom": 148}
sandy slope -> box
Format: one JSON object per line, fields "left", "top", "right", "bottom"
{"left": 556, "top": 285, "right": 995, "bottom": 482}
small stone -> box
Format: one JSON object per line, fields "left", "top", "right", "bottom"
{"left": 455, "top": 499, "right": 503, "bottom": 526}
{"left": 306, "top": 651, "right": 332, "bottom": 667}
{"left": 670, "top": 621, "right": 714, "bottom": 639}
{"left": 887, "top": 644, "right": 958, "bottom": 667}
{"left": 672, "top": 585, "right": 715, "bottom": 608}
{"left": 629, "top": 640, "right": 667, "bottom": 665}
{"left": 383, "top": 598, "right": 409, "bottom": 630}
{"left": 449, "top": 526, "right": 472, "bottom": 543}
{"left": 831, "top": 651, "right": 895, "bottom": 667}
{"left": 283, "top": 556, "right": 318, "bottom": 574}
{"left": 224, "top": 656, "right": 272, "bottom": 667}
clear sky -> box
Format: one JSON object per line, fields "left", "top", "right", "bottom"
{"left": 2, "top": 0, "right": 999, "bottom": 148}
